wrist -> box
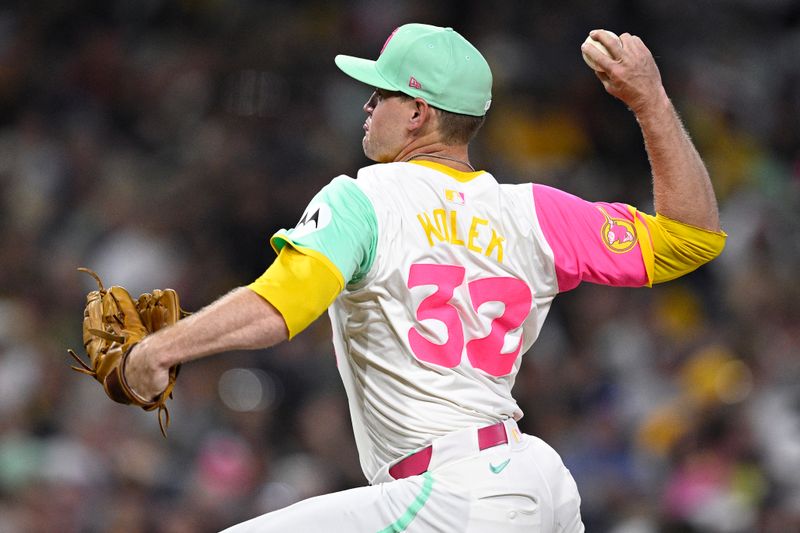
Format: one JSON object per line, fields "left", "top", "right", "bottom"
{"left": 632, "top": 87, "right": 671, "bottom": 122}
{"left": 134, "top": 335, "right": 169, "bottom": 373}
{"left": 122, "top": 345, "right": 156, "bottom": 404}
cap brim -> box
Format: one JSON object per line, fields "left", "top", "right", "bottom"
{"left": 334, "top": 55, "right": 398, "bottom": 91}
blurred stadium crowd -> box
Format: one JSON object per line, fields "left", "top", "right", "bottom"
{"left": 0, "top": 1, "right": 798, "bottom": 531}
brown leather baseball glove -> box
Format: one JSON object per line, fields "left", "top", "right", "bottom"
{"left": 68, "top": 268, "right": 187, "bottom": 436}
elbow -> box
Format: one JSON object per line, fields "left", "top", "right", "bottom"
{"left": 709, "top": 231, "right": 726, "bottom": 261}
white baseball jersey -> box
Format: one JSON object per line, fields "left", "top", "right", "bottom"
{"left": 330, "top": 162, "right": 556, "bottom": 481}
{"left": 236, "top": 159, "right": 724, "bottom": 532}
{"left": 270, "top": 160, "right": 655, "bottom": 482}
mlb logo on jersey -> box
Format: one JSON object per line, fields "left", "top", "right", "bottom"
{"left": 445, "top": 189, "right": 465, "bottom": 205}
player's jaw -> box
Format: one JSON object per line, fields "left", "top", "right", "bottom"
{"left": 361, "top": 90, "right": 410, "bottom": 163}
{"left": 362, "top": 121, "right": 397, "bottom": 163}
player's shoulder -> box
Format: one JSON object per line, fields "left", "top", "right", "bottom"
{"left": 352, "top": 163, "right": 422, "bottom": 201}
{"left": 354, "top": 161, "right": 408, "bottom": 182}
{"left": 319, "top": 174, "right": 370, "bottom": 204}
{"left": 328, "top": 173, "right": 357, "bottom": 188}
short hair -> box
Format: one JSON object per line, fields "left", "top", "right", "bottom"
{"left": 388, "top": 89, "right": 486, "bottom": 145}
{"left": 433, "top": 108, "right": 486, "bottom": 146}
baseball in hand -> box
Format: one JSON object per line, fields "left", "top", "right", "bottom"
{"left": 582, "top": 30, "right": 621, "bottom": 71}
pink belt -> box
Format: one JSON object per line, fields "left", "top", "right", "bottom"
{"left": 389, "top": 422, "right": 508, "bottom": 480}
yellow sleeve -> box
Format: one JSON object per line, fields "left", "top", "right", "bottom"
{"left": 247, "top": 246, "right": 343, "bottom": 339}
{"left": 640, "top": 212, "right": 727, "bottom": 284}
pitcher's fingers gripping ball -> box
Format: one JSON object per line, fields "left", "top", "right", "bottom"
{"left": 580, "top": 30, "right": 664, "bottom": 116}
{"left": 581, "top": 29, "right": 622, "bottom": 71}
{"left": 67, "top": 268, "right": 188, "bottom": 436}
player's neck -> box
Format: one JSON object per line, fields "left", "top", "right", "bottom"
{"left": 396, "top": 142, "right": 473, "bottom": 172}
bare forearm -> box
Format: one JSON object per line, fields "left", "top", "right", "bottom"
{"left": 582, "top": 31, "right": 721, "bottom": 232}
{"left": 636, "top": 91, "right": 720, "bottom": 231}
{"left": 138, "top": 287, "right": 288, "bottom": 370}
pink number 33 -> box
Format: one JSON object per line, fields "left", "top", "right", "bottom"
{"left": 406, "top": 263, "right": 533, "bottom": 377}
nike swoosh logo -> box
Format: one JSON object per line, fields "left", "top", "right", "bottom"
{"left": 489, "top": 458, "right": 511, "bottom": 474}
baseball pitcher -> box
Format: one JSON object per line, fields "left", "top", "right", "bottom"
{"left": 73, "top": 24, "right": 725, "bottom": 532}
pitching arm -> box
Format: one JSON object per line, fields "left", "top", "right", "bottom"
{"left": 532, "top": 183, "right": 726, "bottom": 292}
{"left": 582, "top": 30, "right": 722, "bottom": 232}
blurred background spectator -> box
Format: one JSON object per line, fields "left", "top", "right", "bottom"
{"left": 0, "top": 1, "right": 798, "bottom": 531}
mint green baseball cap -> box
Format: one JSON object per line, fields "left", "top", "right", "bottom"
{"left": 335, "top": 23, "right": 492, "bottom": 117}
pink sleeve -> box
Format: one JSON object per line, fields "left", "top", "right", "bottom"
{"left": 532, "top": 184, "right": 651, "bottom": 292}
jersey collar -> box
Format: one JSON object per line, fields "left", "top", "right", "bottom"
{"left": 407, "top": 160, "right": 485, "bottom": 183}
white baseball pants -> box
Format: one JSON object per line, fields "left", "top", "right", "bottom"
{"left": 221, "top": 419, "right": 584, "bottom": 532}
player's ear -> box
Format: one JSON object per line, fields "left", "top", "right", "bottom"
{"left": 408, "top": 98, "right": 433, "bottom": 133}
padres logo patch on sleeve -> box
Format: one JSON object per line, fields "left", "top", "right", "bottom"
{"left": 598, "top": 207, "right": 637, "bottom": 253}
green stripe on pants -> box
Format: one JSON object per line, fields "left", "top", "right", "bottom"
{"left": 377, "top": 472, "right": 434, "bottom": 533}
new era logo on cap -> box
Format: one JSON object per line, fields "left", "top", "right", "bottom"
{"left": 408, "top": 76, "right": 422, "bottom": 89}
